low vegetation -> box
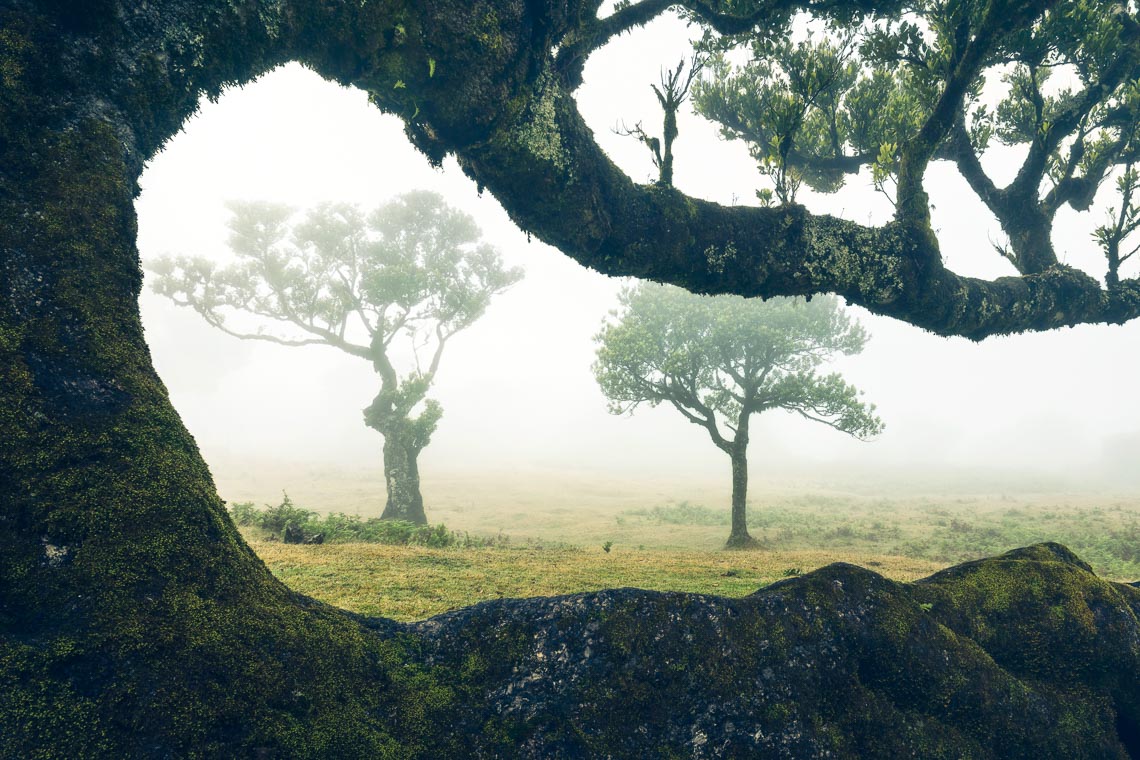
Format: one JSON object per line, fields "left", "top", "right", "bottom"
{"left": 230, "top": 474, "right": 1140, "bottom": 622}
{"left": 248, "top": 540, "right": 944, "bottom": 621}
{"left": 627, "top": 495, "right": 1140, "bottom": 578}
{"left": 229, "top": 494, "right": 506, "bottom": 548}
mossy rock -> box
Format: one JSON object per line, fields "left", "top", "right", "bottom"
{"left": 5, "top": 542, "right": 1139, "bottom": 757}
{"left": 383, "top": 545, "right": 1139, "bottom": 758}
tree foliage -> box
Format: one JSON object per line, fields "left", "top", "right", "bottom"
{"left": 595, "top": 285, "right": 882, "bottom": 443}
{"left": 594, "top": 284, "right": 881, "bottom": 545}
{"left": 151, "top": 191, "right": 520, "bottom": 365}
{"left": 150, "top": 191, "right": 522, "bottom": 521}
{"left": 692, "top": 0, "right": 1140, "bottom": 277}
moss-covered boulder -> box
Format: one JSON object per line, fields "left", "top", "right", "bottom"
{"left": 387, "top": 543, "right": 1140, "bottom": 758}
{"left": 4, "top": 541, "right": 1139, "bottom": 757}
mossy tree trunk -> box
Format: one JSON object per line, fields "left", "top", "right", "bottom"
{"left": 724, "top": 411, "right": 758, "bottom": 549}
{"left": 0, "top": 74, "right": 423, "bottom": 760}
{"left": 725, "top": 448, "right": 757, "bottom": 548}
{"left": 380, "top": 434, "right": 427, "bottom": 524}
{"left": 364, "top": 353, "right": 438, "bottom": 525}
{"left": 0, "top": 4, "right": 450, "bottom": 754}
{"left": 4, "top": 2, "right": 1140, "bottom": 757}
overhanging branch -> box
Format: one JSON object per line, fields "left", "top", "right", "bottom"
{"left": 455, "top": 69, "right": 1140, "bottom": 340}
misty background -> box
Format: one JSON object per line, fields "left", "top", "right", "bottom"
{"left": 135, "top": 13, "right": 1140, "bottom": 513}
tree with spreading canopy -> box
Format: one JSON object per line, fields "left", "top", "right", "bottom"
{"left": 5, "top": 0, "right": 1140, "bottom": 756}
{"left": 689, "top": 0, "right": 1140, "bottom": 277}
{"left": 595, "top": 285, "right": 881, "bottom": 547}
{"left": 149, "top": 192, "right": 522, "bottom": 524}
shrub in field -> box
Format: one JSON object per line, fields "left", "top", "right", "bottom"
{"left": 227, "top": 500, "right": 262, "bottom": 528}
{"left": 633, "top": 501, "right": 728, "bottom": 526}
{"left": 258, "top": 494, "right": 318, "bottom": 535}
{"left": 227, "top": 494, "right": 500, "bottom": 548}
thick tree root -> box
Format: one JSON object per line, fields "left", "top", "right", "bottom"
{"left": 3, "top": 542, "right": 1139, "bottom": 758}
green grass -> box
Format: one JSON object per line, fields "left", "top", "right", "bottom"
{"left": 221, "top": 462, "right": 1140, "bottom": 622}
{"left": 229, "top": 494, "right": 504, "bottom": 547}
{"left": 250, "top": 540, "right": 945, "bottom": 621}
{"left": 715, "top": 496, "right": 1140, "bottom": 579}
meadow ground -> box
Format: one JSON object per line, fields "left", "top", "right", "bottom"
{"left": 219, "top": 459, "right": 1140, "bottom": 622}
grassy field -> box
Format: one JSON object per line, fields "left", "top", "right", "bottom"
{"left": 222, "top": 460, "right": 1140, "bottom": 622}
{"left": 250, "top": 541, "right": 944, "bottom": 621}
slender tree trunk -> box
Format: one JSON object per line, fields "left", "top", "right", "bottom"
{"left": 660, "top": 106, "right": 676, "bottom": 186}
{"left": 724, "top": 448, "right": 758, "bottom": 549}
{"left": 1107, "top": 238, "right": 1121, "bottom": 290}
{"left": 724, "top": 409, "right": 757, "bottom": 548}
{"left": 380, "top": 436, "right": 427, "bottom": 524}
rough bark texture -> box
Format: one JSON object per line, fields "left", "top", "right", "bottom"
{"left": 398, "top": 544, "right": 1140, "bottom": 759}
{"left": 725, "top": 450, "right": 757, "bottom": 549}
{"left": 725, "top": 427, "right": 757, "bottom": 549}
{"left": 3, "top": 1, "right": 1140, "bottom": 757}
{"left": 365, "top": 383, "right": 435, "bottom": 525}
{"left": 380, "top": 437, "right": 427, "bottom": 524}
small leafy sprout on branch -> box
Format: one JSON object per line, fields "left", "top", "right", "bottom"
{"left": 616, "top": 55, "right": 706, "bottom": 187}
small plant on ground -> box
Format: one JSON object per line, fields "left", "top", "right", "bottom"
{"left": 626, "top": 501, "right": 727, "bottom": 526}
{"left": 228, "top": 494, "right": 507, "bottom": 547}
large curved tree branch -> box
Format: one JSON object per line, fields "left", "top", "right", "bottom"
{"left": 24, "top": 0, "right": 1137, "bottom": 345}
{"left": 444, "top": 60, "right": 1140, "bottom": 339}
{"left": 92, "top": 0, "right": 1132, "bottom": 341}
{"left": 351, "top": 2, "right": 1140, "bottom": 341}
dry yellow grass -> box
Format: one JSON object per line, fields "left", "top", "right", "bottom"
{"left": 252, "top": 540, "right": 945, "bottom": 622}
{"left": 228, "top": 461, "right": 1139, "bottom": 622}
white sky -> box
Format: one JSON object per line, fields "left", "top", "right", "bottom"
{"left": 135, "top": 13, "right": 1140, "bottom": 493}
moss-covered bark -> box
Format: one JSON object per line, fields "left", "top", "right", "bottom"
{"left": 0, "top": 7, "right": 450, "bottom": 756}
{"left": 379, "top": 437, "right": 427, "bottom": 524}
{"left": 3, "top": 2, "right": 1140, "bottom": 757}
{"left": 382, "top": 543, "right": 1140, "bottom": 758}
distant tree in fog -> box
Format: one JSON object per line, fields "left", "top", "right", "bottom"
{"left": 594, "top": 284, "right": 882, "bottom": 548}
{"left": 150, "top": 191, "right": 522, "bottom": 524}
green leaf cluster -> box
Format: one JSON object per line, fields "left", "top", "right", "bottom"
{"left": 693, "top": 33, "right": 930, "bottom": 202}
{"left": 690, "top": 0, "right": 1140, "bottom": 277}
{"left": 593, "top": 284, "right": 883, "bottom": 451}
{"left": 151, "top": 192, "right": 521, "bottom": 352}
{"left": 229, "top": 494, "right": 481, "bottom": 547}
{"left": 149, "top": 190, "right": 522, "bottom": 434}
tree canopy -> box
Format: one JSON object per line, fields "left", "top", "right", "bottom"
{"left": 595, "top": 285, "right": 881, "bottom": 546}
{"left": 149, "top": 192, "right": 523, "bottom": 522}
{"left": 437, "top": 0, "right": 1140, "bottom": 339}
{"left": 690, "top": 0, "right": 1140, "bottom": 280}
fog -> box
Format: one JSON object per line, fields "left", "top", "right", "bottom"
{"left": 136, "top": 14, "right": 1140, "bottom": 510}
